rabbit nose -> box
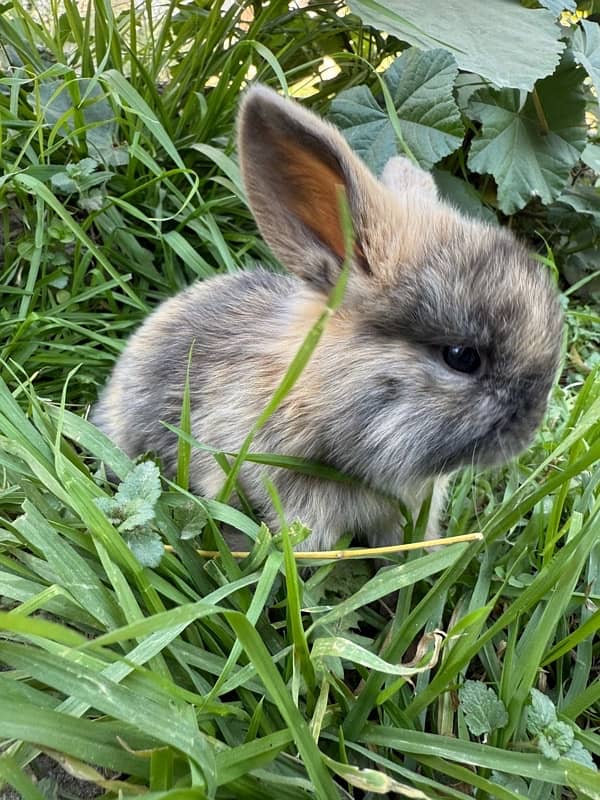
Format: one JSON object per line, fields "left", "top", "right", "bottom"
{"left": 490, "top": 387, "right": 530, "bottom": 429}
{"left": 496, "top": 379, "right": 539, "bottom": 413}
{"left": 493, "top": 384, "right": 545, "bottom": 435}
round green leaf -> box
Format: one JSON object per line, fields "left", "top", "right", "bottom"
{"left": 347, "top": 0, "right": 564, "bottom": 91}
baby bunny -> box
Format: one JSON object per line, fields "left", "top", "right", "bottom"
{"left": 93, "top": 84, "right": 562, "bottom": 551}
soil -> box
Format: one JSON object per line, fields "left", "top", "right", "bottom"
{"left": 0, "top": 755, "right": 104, "bottom": 800}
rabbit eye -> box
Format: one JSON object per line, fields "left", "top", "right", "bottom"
{"left": 442, "top": 345, "right": 481, "bottom": 374}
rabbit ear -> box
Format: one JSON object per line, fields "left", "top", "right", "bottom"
{"left": 238, "top": 85, "right": 407, "bottom": 290}
{"left": 380, "top": 157, "right": 439, "bottom": 203}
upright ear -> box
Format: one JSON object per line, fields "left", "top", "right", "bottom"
{"left": 380, "top": 156, "right": 439, "bottom": 203}
{"left": 238, "top": 85, "right": 406, "bottom": 291}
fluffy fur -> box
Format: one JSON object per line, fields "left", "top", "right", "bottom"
{"left": 93, "top": 85, "right": 563, "bottom": 551}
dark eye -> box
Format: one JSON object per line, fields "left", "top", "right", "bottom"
{"left": 442, "top": 345, "right": 481, "bottom": 374}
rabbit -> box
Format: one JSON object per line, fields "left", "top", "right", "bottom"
{"left": 92, "top": 84, "right": 563, "bottom": 552}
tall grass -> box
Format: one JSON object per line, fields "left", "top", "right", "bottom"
{"left": 0, "top": 2, "right": 599, "bottom": 799}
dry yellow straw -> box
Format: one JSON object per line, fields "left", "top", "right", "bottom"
{"left": 163, "top": 531, "right": 483, "bottom": 560}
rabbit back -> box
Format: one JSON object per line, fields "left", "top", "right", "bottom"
{"left": 93, "top": 269, "right": 294, "bottom": 473}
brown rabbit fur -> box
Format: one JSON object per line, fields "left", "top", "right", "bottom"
{"left": 93, "top": 85, "right": 563, "bottom": 551}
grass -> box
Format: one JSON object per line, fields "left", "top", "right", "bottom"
{"left": 0, "top": 1, "right": 599, "bottom": 799}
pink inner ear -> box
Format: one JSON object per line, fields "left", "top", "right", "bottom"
{"left": 279, "top": 140, "right": 348, "bottom": 260}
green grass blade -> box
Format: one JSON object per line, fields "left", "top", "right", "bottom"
{"left": 225, "top": 611, "right": 340, "bottom": 798}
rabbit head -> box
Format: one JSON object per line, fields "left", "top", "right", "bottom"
{"left": 237, "top": 86, "right": 563, "bottom": 498}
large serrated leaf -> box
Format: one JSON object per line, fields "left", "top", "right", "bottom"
{"left": 329, "top": 48, "right": 463, "bottom": 173}
{"left": 581, "top": 142, "right": 600, "bottom": 173}
{"left": 572, "top": 20, "right": 600, "bottom": 98}
{"left": 467, "top": 60, "right": 587, "bottom": 214}
{"left": 347, "top": 0, "right": 564, "bottom": 91}
{"left": 329, "top": 85, "right": 397, "bottom": 175}
{"left": 432, "top": 170, "right": 497, "bottom": 224}
{"left": 539, "top": 0, "right": 576, "bottom": 14}
{"left": 384, "top": 49, "right": 464, "bottom": 168}
{"left": 557, "top": 185, "right": 600, "bottom": 225}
